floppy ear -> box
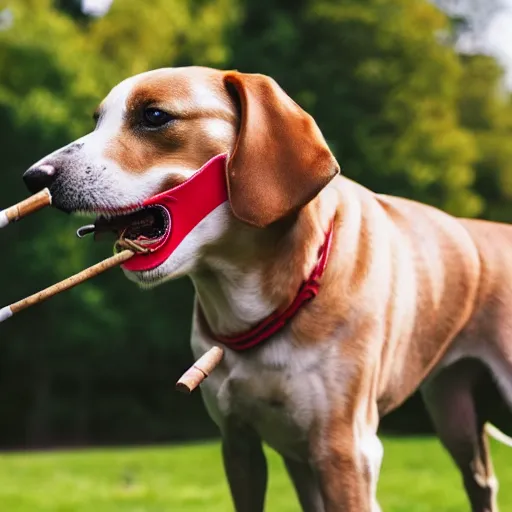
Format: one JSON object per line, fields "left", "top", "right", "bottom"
{"left": 224, "top": 71, "right": 339, "bottom": 228}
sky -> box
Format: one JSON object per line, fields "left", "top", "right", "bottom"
{"left": 81, "top": 0, "right": 113, "bottom": 17}
{"left": 485, "top": 0, "right": 512, "bottom": 87}
{"left": 82, "top": 0, "right": 512, "bottom": 86}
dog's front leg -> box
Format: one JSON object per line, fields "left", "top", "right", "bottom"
{"left": 311, "top": 410, "right": 382, "bottom": 512}
{"left": 221, "top": 421, "right": 267, "bottom": 512}
{"left": 284, "top": 457, "right": 325, "bottom": 512}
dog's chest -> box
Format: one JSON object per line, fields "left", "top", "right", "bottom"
{"left": 192, "top": 333, "right": 336, "bottom": 460}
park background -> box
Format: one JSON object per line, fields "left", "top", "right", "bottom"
{"left": 1, "top": 0, "right": 512, "bottom": 509}
{"left": 1, "top": 0, "right": 512, "bottom": 449}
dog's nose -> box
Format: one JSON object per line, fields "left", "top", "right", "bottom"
{"left": 23, "top": 164, "right": 57, "bottom": 194}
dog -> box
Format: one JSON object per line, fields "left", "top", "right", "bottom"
{"left": 22, "top": 66, "right": 512, "bottom": 511}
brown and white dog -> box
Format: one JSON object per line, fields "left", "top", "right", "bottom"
{"left": 23, "top": 66, "right": 512, "bottom": 511}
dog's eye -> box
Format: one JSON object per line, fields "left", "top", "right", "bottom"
{"left": 142, "top": 108, "right": 173, "bottom": 128}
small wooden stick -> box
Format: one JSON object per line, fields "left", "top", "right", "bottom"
{"left": 0, "top": 188, "right": 52, "bottom": 228}
{"left": 0, "top": 249, "right": 134, "bottom": 323}
{"left": 176, "top": 346, "right": 224, "bottom": 394}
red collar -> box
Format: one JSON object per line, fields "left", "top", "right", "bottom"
{"left": 205, "top": 223, "right": 335, "bottom": 351}
{"left": 117, "top": 151, "right": 335, "bottom": 350}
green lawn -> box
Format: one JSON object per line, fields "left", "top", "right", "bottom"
{"left": 0, "top": 437, "right": 510, "bottom": 511}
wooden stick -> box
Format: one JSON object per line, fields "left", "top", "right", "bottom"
{"left": 176, "top": 346, "right": 224, "bottom": 394}
{"left": 0, "top": 188, "right": 52, "bottom": 228}
{"left": 0, "top": 250, "right": 134, "bottom": 323}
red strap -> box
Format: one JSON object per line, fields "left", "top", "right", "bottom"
{"left": 210, "top": 222, "right": 335, "bottom": 351}
{"left": 123, "top": 153, "right": 229, "bottom": 272}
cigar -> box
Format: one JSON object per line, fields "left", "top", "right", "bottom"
{"left": 0, "top": 249, "right": 134, "bottom": 323}
{"left": 176, "top": 346, "right": 224, "bottom": 394}
{"left": 0, "top": 188, "right": 52, "bottom": 228}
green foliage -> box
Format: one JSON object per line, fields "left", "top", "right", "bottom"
{"left": 0, "top": 0, "right": 511, "bottom": 447}
{"left": 229, "top": 0, "right": 484, "bottom": 216}
{"left": 0, "top": 0, "right": 236, "bottom": 447}
{"left": 0, "top": 437, "right": 511, "bottom": 510}
{"left": 456, "top": 54, "right": 512, "bottom": 221}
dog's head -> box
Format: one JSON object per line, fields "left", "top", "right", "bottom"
{"left": 24, "top": 67, "right": 338, "bottom": 285}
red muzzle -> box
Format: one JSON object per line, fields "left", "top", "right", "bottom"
{"left": 122, "top": 153, "right": 229, "bottom": 272}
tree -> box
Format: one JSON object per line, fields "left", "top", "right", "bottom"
{"left": 0, "top": 0, "right": 236, "bottom": 447}
{"left": 456, "top": 54, "right": 512, "bottom": 221}
{"left": 227, "top": 0, "right": 482, "bottom": 216}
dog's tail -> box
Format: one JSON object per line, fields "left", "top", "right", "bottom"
{"left": 485, "top": 422, "right": 512, "bottom": 447}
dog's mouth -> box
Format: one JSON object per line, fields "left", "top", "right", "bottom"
{"left": 79, "top": 205, "right": 170, "bottom": 247}
{"left": 73, "top": 153, "right": 229, "bottom": 273}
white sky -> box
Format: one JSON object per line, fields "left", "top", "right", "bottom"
{"left": 485, "top": 0, "right": 512, "bottom": 87}
{"left": 81, "top": 0, "right": 113, "bottom": 17}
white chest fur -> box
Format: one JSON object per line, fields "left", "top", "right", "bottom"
{"left": 191, "top": 320, "right": 342, "bottom": 461}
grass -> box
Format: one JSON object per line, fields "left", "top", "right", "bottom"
{"left": 0, "top": 437, "right": 510, "bottom": 511}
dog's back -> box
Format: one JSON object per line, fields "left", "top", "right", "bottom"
{"left": 448, "top": 218, "right": 512, "bottom": 404}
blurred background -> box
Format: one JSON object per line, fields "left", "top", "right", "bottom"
{"left": 1, "top": 0, "right": 512, "bottom": 487}
{"left": 1, "top": 0, "right": 512, "bottom": 450}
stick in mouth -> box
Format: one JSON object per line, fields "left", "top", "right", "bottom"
{"left": 0, "top": 249, "right": 135, "bottom": 323}
{"left": 0, "top": 203, "right": 226, "bottom": 394}
{"left": 0, "top": 188, "right": 52, "bottom": 229}
{"left": 0, "top": 196, "right": 167, "bottom": 322}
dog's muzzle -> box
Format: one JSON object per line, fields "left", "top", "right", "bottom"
{"left": 83, "top": 153, "right": 229, "bottom": 272}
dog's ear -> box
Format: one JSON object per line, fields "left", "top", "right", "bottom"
{"left": 223, "top": 71, "right": 339, "bottom": 227}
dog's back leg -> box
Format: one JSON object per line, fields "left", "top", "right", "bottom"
{"left": 421, "top": 359, "right": 498, "bottom": 512}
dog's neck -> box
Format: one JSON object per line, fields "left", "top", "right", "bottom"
{"left": 190, "top": 190, "right": 336, "bottom": 338}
